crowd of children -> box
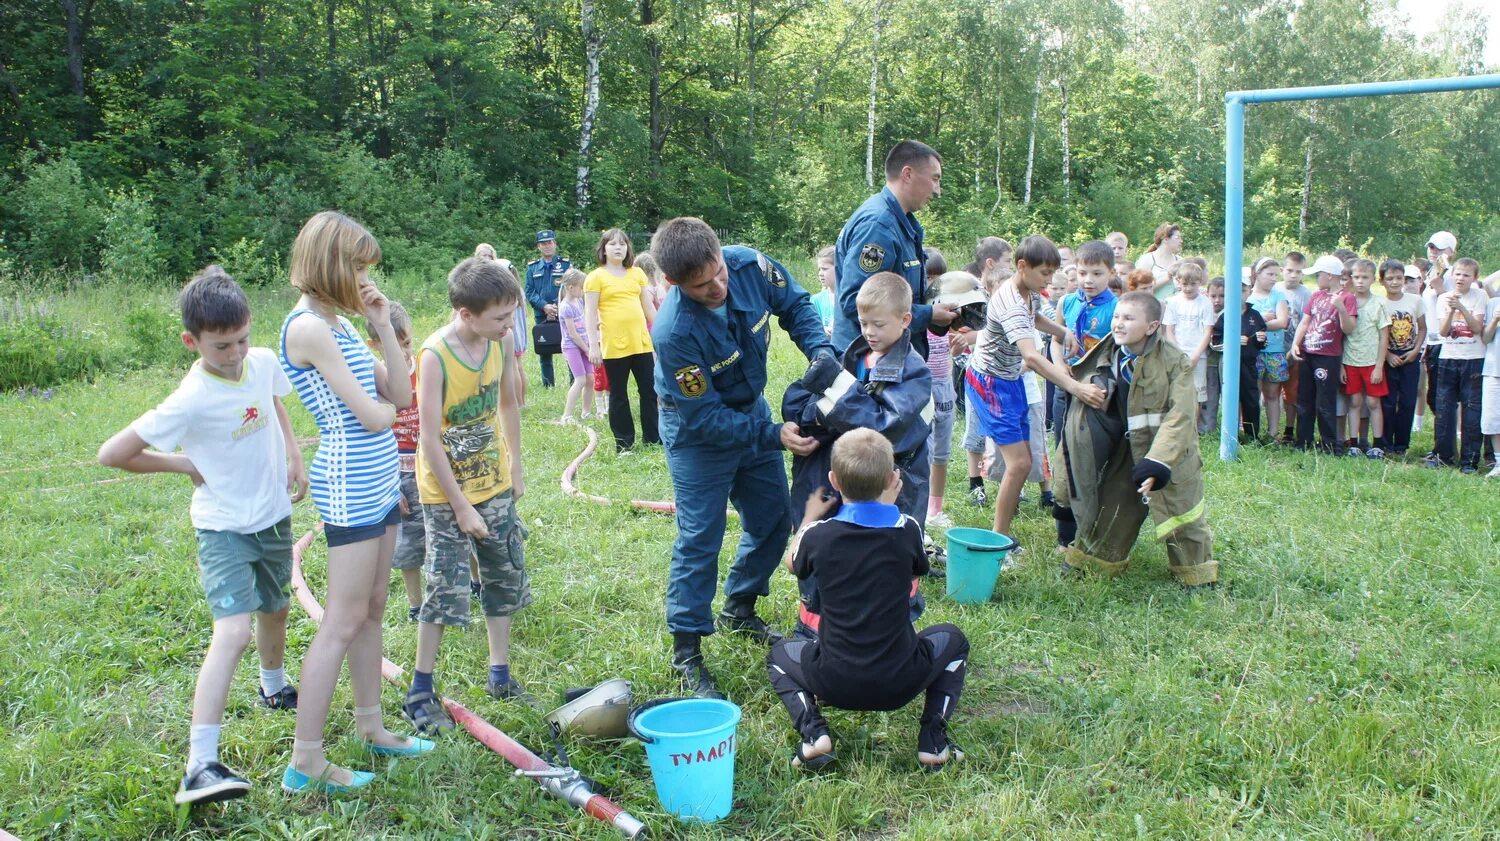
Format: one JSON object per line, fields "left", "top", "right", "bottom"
{"left": 96, "top": 207, "right": 1495, "bottom": 811}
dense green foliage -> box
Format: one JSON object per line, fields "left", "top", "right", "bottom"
{"left": 2, "top": 0, "right": 1497, "bottom": 282}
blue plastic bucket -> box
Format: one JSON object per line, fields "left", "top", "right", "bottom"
{"left": 629, "top": 698, "right": 742, "bottom": 822}
{"left": 945, "top": 527, "right": 1018, "bottom": 603}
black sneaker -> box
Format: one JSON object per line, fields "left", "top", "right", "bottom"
{"left": 716, "top": 600, "right": 784, "bottom": 644}
{"left": 671, "top": 652, "right": 724, "bottom": 699}
{"left": 256, "top": 684, "right": 298, "bottom": 711}
{"left": 407, "top": 606, "right": 419, "bottom": 623}
{"left": 469, "top": 580, "right": 482, "bottom": 598}
{"left": 485, "top": 676, "right": 536, "bottom": 706}
{"left": 968, "top": 484, "right": 988, "bottom": 508}
{"left": 175, "top": 761, "right": 251, "bottom": 806}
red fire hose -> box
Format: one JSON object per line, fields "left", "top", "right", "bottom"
{"left": 289, "top": 526, "right": 647, "bottom": 838}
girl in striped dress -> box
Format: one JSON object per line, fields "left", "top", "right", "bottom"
{"left": 278, "top": 211, "right": 431, "bottom": 794}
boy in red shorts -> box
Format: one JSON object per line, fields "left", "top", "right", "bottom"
{"left": 1342, "top": 259, "right": 1391, "bottom": 457}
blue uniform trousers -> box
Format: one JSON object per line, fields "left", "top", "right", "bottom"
{"left": 661, "top": 400, "right": 793, "bottom": 634}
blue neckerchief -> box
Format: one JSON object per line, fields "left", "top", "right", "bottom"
{"left": 1072, "top": 288, "right": 1116, "bottom": 345}
{"left": 833, "top": 500, "right": 902, "bottom": 528}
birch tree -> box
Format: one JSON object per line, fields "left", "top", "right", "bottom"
{"left": 575, "top": 0, "right": 602, "bottom": 225}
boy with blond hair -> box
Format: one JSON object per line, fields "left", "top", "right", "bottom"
{"left": 783, "top": 271, "right": 933, "bottom": 637}
{"left": 1341, "top": 259, "right": 1391, "bottom": 457}
{"left": 767, "top": 429, "right": 969, "bottom": 772}
{"left": 1162, "top": 262, "right": 1215, "bottom": 423}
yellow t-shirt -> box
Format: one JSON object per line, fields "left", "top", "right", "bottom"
{"left": 415, "top": 328, "right": 512, "bottom": 505}
{"left": 585, "top": 266, "right": 653, "bottom": 358}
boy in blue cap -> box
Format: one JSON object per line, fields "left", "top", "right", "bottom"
{"left": 650, "top": 217, "right": 836, "bottom": 698}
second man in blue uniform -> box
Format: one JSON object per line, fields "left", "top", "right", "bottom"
{"left": 524, "top": 229, "right": 570, "bottom": 387}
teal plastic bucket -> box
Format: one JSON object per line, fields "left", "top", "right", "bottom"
{"left": 945, "top": 527, "right": 1018, "bottom": 604}
{"left": 629, "top": 698, "right": 742, "bottom": 822}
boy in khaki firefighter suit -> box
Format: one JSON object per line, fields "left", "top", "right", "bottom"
{"left": 1054, "top": 291, "right": 1218, "bottom": 590}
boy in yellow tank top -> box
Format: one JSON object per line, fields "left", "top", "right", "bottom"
{"left": 402, "top": 257, "right": 533, "bottom": 736}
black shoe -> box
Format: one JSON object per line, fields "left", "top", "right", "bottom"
{"left": 256, "top": 684, "right": 298, "bottom": 711}
{"left": 486, "top": 676, "right": 537, "bottom": 706}
{"left": 407, "top": 606, "right": 419, "bottom": 623}
{"left": 716, "top": 599, "right": 784, "bottom": 644}
{"left": 671, "top": 651, "right": 724, "bottom": 699}
{"left": 175, "top": 761, "right": 251, "bottom": 806}
{"left": 1057, "top": 559, "right": 1084, "bottom": 579}
{"left": 470, "top": 580, "right": 482, "bottom": 598}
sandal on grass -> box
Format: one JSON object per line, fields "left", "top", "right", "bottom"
{"left": 400, "top": 690, "right": 454, "bottom": 737}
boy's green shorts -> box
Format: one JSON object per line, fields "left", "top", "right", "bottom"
{"left": 196, "top": 516, "right": 294, "bottom": 620}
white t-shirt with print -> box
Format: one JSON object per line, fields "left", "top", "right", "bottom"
{"left": 1437, "top": 287, "right": 1490, "bottom": 361}
{"left": 1163, "top": 293, "right": 1216, "bottom": 357}
{"left": 133, "top": 347, "right": 293, "bottom": 533}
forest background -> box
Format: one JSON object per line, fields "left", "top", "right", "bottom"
{"left": 0, "top": 0, "right": 1497, "bottom": 288}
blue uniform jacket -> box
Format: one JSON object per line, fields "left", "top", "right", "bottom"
{"left": 653, "top": 245, "right": 836, "bottom": 452}
{"left": 833, "top": 187, "right": 936, "bottom": 358}
{"left": 782, "top": 330, "right": 934, "bottom": 523}
{"left": 524, "top": 256, "right": 571, "bottom": 320}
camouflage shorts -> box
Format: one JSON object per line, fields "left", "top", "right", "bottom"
{"left": 391, "top": 470, "right": 425, "bottom": 571}
{"left": 419, "top": 489, "right": 532, "bottom": 625}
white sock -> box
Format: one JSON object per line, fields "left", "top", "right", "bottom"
{"left": 260, "top": 667, "right": 286, "bottom": 696}
{"left": 187, "top": 724, "right": 221, "bottom": 772}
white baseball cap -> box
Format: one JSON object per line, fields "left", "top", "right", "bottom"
{"left": 1403, "top": 264, "right": 1421, "bottom": 280}
{"left": 934, "top": 271, "right": 986, "bottom": 308}
{"left": 1307, "top": 255, "right": 1346, "bottom": 277}
{"left": 1427, "top": 231, "right": 1457, "bottom": 251}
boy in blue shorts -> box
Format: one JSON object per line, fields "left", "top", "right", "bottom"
{"left": 967, "top": 236, "right": 1106, "bottom": 546}
{"left": 98, "top": 266, "right": 308, "bottom": 807}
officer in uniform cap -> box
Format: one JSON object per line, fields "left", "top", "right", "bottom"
{"left": 650, "top": 217, "right": 836, "bottom": 698}
{"left": 833, "top": 140, "right": 958, "bottom": 360}
{"left": 525, "top": 229, "right": 571, "bottom": 387}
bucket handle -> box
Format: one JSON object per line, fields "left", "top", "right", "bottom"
{"left": 626, "top": 697, "right": 691, "bottom": 744}
{"left": 955, "top": 534, "right": 1019, "bottom": 553}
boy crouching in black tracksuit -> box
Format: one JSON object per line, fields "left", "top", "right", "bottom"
{"left": 766, "top": 428, "right": 968, "bottom": 772}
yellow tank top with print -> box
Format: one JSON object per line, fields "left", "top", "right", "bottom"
{"left": 416, "top": 329, "right": 511, "bottom": 505}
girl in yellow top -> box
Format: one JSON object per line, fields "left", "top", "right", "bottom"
{"left": 585, "top": 228, "right": 660, "bottom": 451}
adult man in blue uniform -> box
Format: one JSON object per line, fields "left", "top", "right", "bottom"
{"left": 833, "top": 140, "right": 957, "bottom": 359}
{"left": 651, "top": 217, "right": 836, "bottom": 698}
{"left": 524, "top": 229, "right": 571, "bottom": 387}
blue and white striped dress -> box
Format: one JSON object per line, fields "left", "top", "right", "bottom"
{"left": 280, "top": 309, "right": 401, "bottom": 528}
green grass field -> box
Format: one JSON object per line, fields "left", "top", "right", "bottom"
{"left": 0, "top": 274, "right": 1496, "bottom": 840}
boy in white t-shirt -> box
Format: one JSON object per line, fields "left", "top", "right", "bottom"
{"left": 98, "top": 267, "right": 308, "bottom": 807}
{"left": 1481, "top": 292, "right": 1500, "bottom": 478}
{"left": 1428, "top": 258, "right": 1489, "bottom": 472}
{"left": 1162, "top": 262, "right": 1215, "bottom": 421}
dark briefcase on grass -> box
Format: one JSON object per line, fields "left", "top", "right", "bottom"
{"left": 533, "top": 320, "right": 562, "bottom": 354}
